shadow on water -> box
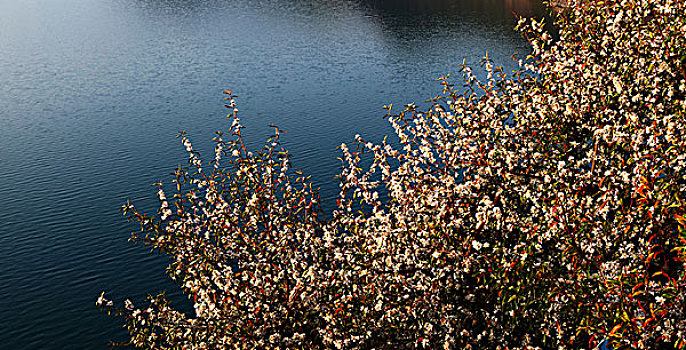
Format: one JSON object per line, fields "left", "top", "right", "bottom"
{"left": 362, "top": 0, "right": 546, "bottom": 18}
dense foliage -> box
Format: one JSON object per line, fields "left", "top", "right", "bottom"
{"left": 99, "top": 0, "right": 686, "bottom": 348}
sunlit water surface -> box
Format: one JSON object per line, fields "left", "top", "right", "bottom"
{"left": 0, "top": 0, "right": 546, "bottom": 347}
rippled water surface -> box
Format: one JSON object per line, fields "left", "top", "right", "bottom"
{"left": 0, "top": 0, "right": 546, "bottom": 347}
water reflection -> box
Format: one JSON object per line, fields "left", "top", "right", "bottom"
{"left": 131, "top": 0, "right": 546, "bottom": 19}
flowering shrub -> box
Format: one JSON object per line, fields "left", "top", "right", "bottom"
{"left": 99, "top": 0, "right": 686, "bottom": 348}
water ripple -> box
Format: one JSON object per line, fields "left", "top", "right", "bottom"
{"left": 0, "top": 0, "right": 544, "bottom": 347}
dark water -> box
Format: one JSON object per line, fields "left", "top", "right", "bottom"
{"left": 0, "top": 0, "right": 546, "bottom": 347}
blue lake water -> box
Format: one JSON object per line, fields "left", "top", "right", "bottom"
{"left": 0, "top": 0, "right": 546, "bottom": 347}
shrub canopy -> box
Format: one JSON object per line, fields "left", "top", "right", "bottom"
{"left": 99, "top": 0, "right": 686, "bottom": 348}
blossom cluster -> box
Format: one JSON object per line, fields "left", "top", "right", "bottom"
{"left": 99, "top": 0, "right": 686, "bottom": 348}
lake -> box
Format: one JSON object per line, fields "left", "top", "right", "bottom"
{"left": 0, "top": 0, "right": 546, "bottom": 347}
